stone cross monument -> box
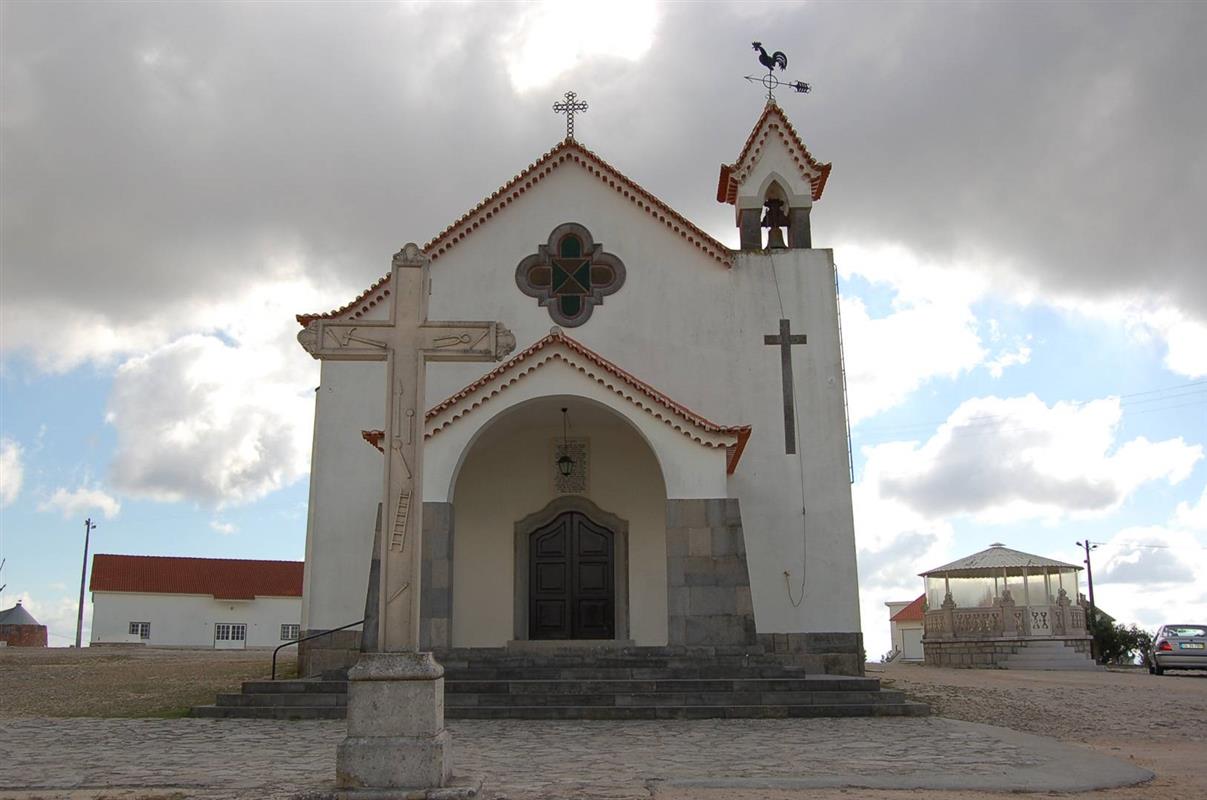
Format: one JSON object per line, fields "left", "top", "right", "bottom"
{"left": 299, "top": 242, "right": 515, "bottom": 792}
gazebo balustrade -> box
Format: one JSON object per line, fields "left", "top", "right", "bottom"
{"left": 923, "top": 586, "right": 1082, "bottom": 641}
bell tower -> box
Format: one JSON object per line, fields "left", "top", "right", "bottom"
{"left": 716, "top": 102, "right": 831, "bottom": 251}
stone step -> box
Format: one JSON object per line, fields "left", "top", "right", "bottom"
{"left": 443, "top": 666, "right": 814, "bottom": 681}
{"left": 446, "top": 689, "right": 907, "bottom": 707}
{"left": 444, "top": 677, "right": 880, "bottom": 694}
{"left": 447, "top": 703, "right": 931, "bottom": 720}
{"left": 241, "top": 680, "right": 348, "bottom": 694}
{"left": 191, "top": 704, "right": 346, "bottom": 720}
{"left": 216, "top": 691, "right": 347, "bottom": 707}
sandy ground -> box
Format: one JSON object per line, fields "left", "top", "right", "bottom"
{"left": 860, "top": 661, "right": 1207, "bottom": 800}
{"left": 2, "top": 649, "right": 1205, "bottom": 798}
{"left": 0, "top": 646, "right": 295, "bottom": 717}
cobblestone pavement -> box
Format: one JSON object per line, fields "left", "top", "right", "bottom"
{"left": 0, "top": 717, "right": 1144, "bottom": 800}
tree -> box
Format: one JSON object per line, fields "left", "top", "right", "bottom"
{"left": 1089, "top": 612, "right": 1153, "bottom": 665}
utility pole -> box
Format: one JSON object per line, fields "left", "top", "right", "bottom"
{"left": 75, "top": 518, "right": 97, "bottom": 648}
{"left": 1076, "top": 539, "right": 1098, "bottom": 621}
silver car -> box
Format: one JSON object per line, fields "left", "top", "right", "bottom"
{"left": 1149, "top": 624, "right": 1207, "bottom": 675}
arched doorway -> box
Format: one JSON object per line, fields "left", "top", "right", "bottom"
{"left": 448, "top": 395, "right": 664, "bottom": 647}
{"left": 529, "top": 510, "right": 615, "bottom": 640}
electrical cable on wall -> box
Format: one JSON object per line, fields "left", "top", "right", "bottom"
{"left": 768, "top": 252, "right": 808, "bottom": 608}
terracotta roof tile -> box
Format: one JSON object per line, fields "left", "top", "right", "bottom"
{"left": 717, "top": 102, "right": 832, "bottom": 205}
{"left": 890, "top": 594, "right": 926, "bottom": 623}
{"left": 89, "top": 554, "right": 303, "bottom": 600}
{"left": 298, "top": 139, "right": 735, "bottom": 327}
{"left": 423, "top": 329, "right": 752, "bottom": 474}
{"left": 355, "top": 331, "right": 752, "bottom": 474}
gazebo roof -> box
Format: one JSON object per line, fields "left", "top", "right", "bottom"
{"left": 920, "top": 543, "right": 1081, "bottom": 578}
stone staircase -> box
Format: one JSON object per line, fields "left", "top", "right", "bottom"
{"left": 1000, "top": 640, "right": 1101, "bottom": 671}
{"left": 192, "top": 646, "right": 928, "bottom": 720}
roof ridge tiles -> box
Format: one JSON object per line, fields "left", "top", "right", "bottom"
{"left": 717, "top": 102, "right": 832, "bottom": 205}
{"left": 298, "top": 138, "right": 735, "bottom": 327}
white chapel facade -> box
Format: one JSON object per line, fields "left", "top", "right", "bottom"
{"left": 296, "top": 102, "right": 863, "bottom": 675}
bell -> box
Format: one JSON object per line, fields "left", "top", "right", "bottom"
{"left": 766, "top": 227, "right": 787, "bottom": 250}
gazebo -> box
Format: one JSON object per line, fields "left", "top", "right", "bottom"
{"left": 920, "top": 543, "right": 1093, "bottom": 668}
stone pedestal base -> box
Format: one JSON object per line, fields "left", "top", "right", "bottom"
{"left": 336, "top": 652, "right": 452, "bottom": 792}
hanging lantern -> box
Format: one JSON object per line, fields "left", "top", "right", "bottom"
{"left": 557, "top": 407, "right": 575, "bottom": 477}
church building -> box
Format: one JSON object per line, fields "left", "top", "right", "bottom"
{"left": 295, "top": 100, "right": 863, "bottom": 676}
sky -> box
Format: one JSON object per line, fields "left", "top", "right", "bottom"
{"left": 1, "top": 1, "right": 1204, "bottom": 656}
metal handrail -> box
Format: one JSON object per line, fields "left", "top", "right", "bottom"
{"left": 272, "top": 618, "right": 365, "bottom": 680}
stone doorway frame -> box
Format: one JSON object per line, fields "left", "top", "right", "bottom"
{"left": 513, "top": 495, "right": 630, "bottom": 642}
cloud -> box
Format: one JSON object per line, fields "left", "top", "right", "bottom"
{"left": 984, "top": 343, "right": 1032, "bottom": 379}
{"left": 210, "top": 519, "right": 237, "bottom": 535}
{"left": 853, "top": 443, "right": 958, "bottom": 659}
{"left": 15, "top": 591, "right": 91, "bottom": 647}
{"left": 1174, "top": 483, "right": 1207, "bottom": 531}
{"left": 500, "top": 0, "right": 660, "bottom": 92}
{"left": 1092, "top": 497, "right": 1207, "bottom": 630}
{"left": 872, "top": 394, "right": 1202, "bottom": 522}
{"left": 105, "top": 270, "right": 323, "bottom": 506}
{"left": 3, "top": 3, "right": 1205, "bottom": 385}
{"left": 39, "top": 485, "right": 121, "bottom": 520}
{"left": 0, "top": 439, "right": 23, "bottom": 507}
{"left": 838, "top": 243, "right": 991, "bottom": 424}
{"left": 1096, "top": 531, "right": 1196, "bottom": 585}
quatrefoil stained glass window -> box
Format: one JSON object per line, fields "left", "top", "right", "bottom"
{"left": 515, "top": 223, "right": 626, "bottom": 327}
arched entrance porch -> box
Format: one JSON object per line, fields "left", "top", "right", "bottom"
{"left": 446, "top": 395, "right": 667, "bottom": 647}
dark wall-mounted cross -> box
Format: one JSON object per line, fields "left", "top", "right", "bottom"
{"left": 764, "top": 318, "right": 808, "bottom": 454}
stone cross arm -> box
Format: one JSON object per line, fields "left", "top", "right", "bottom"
{"left": 298, "top": 319, "right": 516, "bottom": 363}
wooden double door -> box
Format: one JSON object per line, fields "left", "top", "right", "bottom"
{"left": 529, "top": 511, "right": 615, "bottom": 640}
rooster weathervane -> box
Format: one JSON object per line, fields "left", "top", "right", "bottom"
{"left": 747, "top": 42, "right": 811, "bottom": 103}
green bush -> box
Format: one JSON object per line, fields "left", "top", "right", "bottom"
{"left": 1089, "top": 612, "right": 1153, "bottom": 665}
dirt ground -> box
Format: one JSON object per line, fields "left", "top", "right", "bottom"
{"left": 867, "top": 661, "right": 1207, "bottom": 800}
{"left": 2, "top": 649, "right": 1205, "bottom": 799}
{"left": 0, "top": 646, "right": 294, "bottom": 717}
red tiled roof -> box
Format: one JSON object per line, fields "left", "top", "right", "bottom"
{"left": 298, "top": 139, "right": 735, "bottom": 327}
{"left": 424, "top": 329, "right": 752, "bottom": 474}
{"left": 362, "top": 429, "right": 386, "bottom": 453}
{"left": 89, "top": 554, "right": 303, "bottom": 600}
{"left": 890, "top": 594, "right": 926, "bottom": 623}
{"left": 717, "top": 102, "right": 832, "bottom": 205}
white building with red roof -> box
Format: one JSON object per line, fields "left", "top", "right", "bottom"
{"left": 886, "top": 595, "right": 926, "bottom": 662}
{"left": 295, "top": 100, "right": 863, "bottom": 675}
{"left": 89, "top": 554, "right": 303, "bottom": 649}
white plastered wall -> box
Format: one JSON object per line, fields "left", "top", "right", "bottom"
{"left": 301, "top": 361, "right": 383, "bottom": 633}
{"left": 734, "top": 133, "right": 817, "bottom": 215}
{"left": 449, "top": 397, "right": 668, "bottom": 647}
{"left": 424, "top": 357, "right": 731, "bottom": 503}
{"left": 91, "top": 591, "right": 300, "bottom": 648}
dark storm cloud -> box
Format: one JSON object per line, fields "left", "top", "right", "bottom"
{"left": 2, "top": 1, "right": 1205, "bottom": 358}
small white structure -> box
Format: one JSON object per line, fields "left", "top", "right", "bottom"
{"left": 885, "top": 595, "right": 925, "bottom": 662}
{"left": 90, "top": 554, "right": 303, "bottom": 649}
{"left": 920, "top": 543, "right": 1095, "bottom": 669}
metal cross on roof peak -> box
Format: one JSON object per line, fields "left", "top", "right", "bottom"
{"left": 553, "top": 91, "right": 588, "bottom": 140}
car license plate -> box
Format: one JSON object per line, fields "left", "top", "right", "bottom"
{"left": 1180, "top": 642, "right": 1205, "bottom": 649}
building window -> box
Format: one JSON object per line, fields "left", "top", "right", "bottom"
{"left": 280, "top": 624, "right": 300, "bottom": 641}
{"left": 128, "top": 621, "right": 150, "bottom": 639}
{"left": 515, "top": 222, "right": 626, "bottom": 327}
{"left": 214, "top": 623, "right": 247, "bottom": 642}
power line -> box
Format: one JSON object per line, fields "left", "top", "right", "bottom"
{"left": 853, "top": 379, "right": 1207, "bottom": 438}
{"left": 852, "top": 395, "right": 1205, "bottom": 446}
